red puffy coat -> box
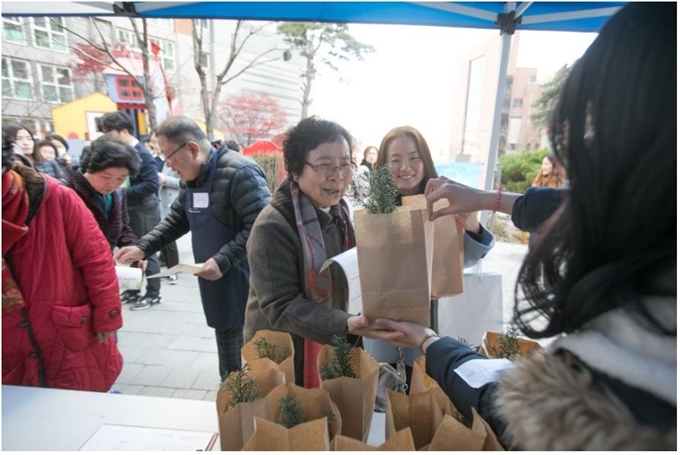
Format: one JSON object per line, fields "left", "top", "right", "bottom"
{"left": 3, "top": 175, "right": 123, "bottom": 391}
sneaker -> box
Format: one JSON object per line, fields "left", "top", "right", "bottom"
{"left": 130, "top": 294, "right": 162, "bottom": 311}
{"left": 120, "top": 290, "right": 140, "bottom": 305}
{"left": 168, "top": 274, "right": 178, "bottom": 285}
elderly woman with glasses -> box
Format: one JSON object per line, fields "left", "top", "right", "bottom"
{"left": 244, "top": 116, "right": 404, "bottom": 388}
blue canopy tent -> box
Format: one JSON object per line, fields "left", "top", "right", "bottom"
{"left": 3, "top": 1, "right": 625, "bottom": 193}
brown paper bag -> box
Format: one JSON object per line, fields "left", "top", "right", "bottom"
{"left": 331, "top": 427, "right": 416, "bottom": 451}
{"left": 479, "top": 330, "right": 543, "bottom": 360}
{"left": 242, "top": 416, "right": 330, "bottom": 451}
{"left": 216, "top": 360, "right": 286, "bottom": 451}
{"left": 354, "top": 198, "right": 434, "bottom": 326}
{"left": 411, "top": 356, "right": 457, "bottom": 418}
{"left": 471, "top": 408, "right": 505, "bottom": 450}
{"left": 403, "top": 196, "right": 464, "bottom": 298}
{"left": 429, "top": 414, "right": 486, "bottom": 450}
{"left": 242, "top": 329, "right": 295, "bottom": 384}
{"left": 385, "top": 390, "right": 444, "bottom": 450}
{"left": 317, "top": 345, "right": 379, "bottom": 442}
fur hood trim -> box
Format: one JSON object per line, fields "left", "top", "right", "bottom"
{"left": 493, "top": 350, "right": 676, "bottom": 450}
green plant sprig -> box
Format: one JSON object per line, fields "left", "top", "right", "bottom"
{"left": 363, "top": 165, "right": 399, "bottom": 214}
{"left": 226, "top": 365, "right": 259, "bottom": 408}
{"left": 254, "top": 336, "right": 290, "bottom": 364}
{"left": 489, "top": 327, "right": 522, "bottom": 361}
{"left": 278, "top": 396, "right": 307, "bottom": 429}
{"left": 319, "top": 335, "right": 358, "bottom": 380}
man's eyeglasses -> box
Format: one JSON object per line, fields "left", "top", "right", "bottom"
{"left": 305, "top": 161, "right": 354, "bottom": 177}
{"left": 165, "top": 142, "right": 188, "bottom": 161}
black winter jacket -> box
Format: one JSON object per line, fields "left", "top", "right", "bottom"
{"left": 136, "top": 141, "right": 270, "bottom": 273}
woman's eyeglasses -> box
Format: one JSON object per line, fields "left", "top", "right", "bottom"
{"left": 306, "top": 161, "right": 354, "bottom": 177}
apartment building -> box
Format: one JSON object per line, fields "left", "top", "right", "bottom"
{"left": 2, "top": 15, "right": 304, "bottom": 139}
{"left": 448, "top": 32, "right": 546, "bottom": 166}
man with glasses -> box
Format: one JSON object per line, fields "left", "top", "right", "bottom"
{"left": 115, "top": 116, "right": 270, "bottom": 381}
{"left": 97, "top": 111, "right": 163, "bottom": 310}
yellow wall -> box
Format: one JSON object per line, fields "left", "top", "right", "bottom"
{"left": 195, "top": 120, "right": 225, "bottom": 141}
{"left": 52, "top": 92, "right": 117, "bottom": 140}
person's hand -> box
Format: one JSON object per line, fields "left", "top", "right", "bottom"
{"left": 195, "top": 258, "right": 223, "bottom": 281}
{"left": 373, "top": 318, "right": 437, "bottom": 350}
{"left": 115, "top": 246, "right": 145, "bottom": 264}
{"left": 62, "top": 154, "right": 72, "bottom": 165}
{"left": 425, "top": 177, "right": 485, "bottom": 221}
{"left": 347, "top": 315, "right": 409, "bottom": 346}
{"left": 455, "top": 212, "right": 481, "bottom": 233}
{"left": 138, "top": 260, "right": 148, "bottom": 273}
{"left": 97, "top": 332, "right": 112, "bottom": 343}
{"left": 158, "top": 172, "right": 165, "bottom": 184}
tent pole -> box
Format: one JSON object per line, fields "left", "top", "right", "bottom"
{"left": 480, "top": 3, "right": 516, "bottom": 228}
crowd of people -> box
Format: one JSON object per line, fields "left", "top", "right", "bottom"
{"left": 1, "top": 3, "right": 674, "bottom": 450}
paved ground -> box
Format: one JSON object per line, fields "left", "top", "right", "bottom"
{"left": 112, "top": 232, "right": 530, "bottom": 400}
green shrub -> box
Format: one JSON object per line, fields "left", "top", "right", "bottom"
{"left": 499, "top": 149, "right": 549, "bottom": 194}
{"left": 251, "top": 153, "right": 285, "bottom": 195}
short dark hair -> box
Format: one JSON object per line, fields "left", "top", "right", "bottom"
{"left": 97, "top": 111, "right": 134, "bottom": 134}
{"left": 155, "top": 116, "right": 209, "bottom": 148}
{"left": 225, "top": 139, "right": 242, "bottom": 152}
{"left": 80, "top": 134, "right": 140, "bottom": 177}
{"left": 35, "top": 140, "right": 58, "bottom": 159}
{"left": 46, "top": 133, "right": 68, "bottom": 151}
{"left": 515, "top": 3, "right": 676, "bottom": 339}
{"left": 283, "top": 116, "right": 353, "bottom": 180}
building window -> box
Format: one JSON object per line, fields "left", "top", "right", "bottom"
{"left": 39, "top": 65, "right": 74, "bottom": 103}
{"left": 2, "top": 58, "right": 33, "bottom": 100}
{"left": 117, "top": 29, "right": 139, "bottom": 50}
{"left": 512, "top": 98, "right": 523, "bottom": 108}
{"left": 3, "top": 17, "right": 25, "bottom": 44}
{"left": 32, "top": 17, "right": 67, "bottom": 52}
{"left": 200, "top": 52, "right": 210, "bottom": 72}
{"left": 115, "top": 76, "right": 144, "bottom": 101}
{"left": 147, "top": 18, "right": 173, "bottom": 29}
{"left": 528, "top": 74, "right": 537, "bottom": 84}
{"left": 156, "top": 39, "right": 175, "bottom": 72}
{"left": 198, "top": 19, "right": 209, "bottom": 29}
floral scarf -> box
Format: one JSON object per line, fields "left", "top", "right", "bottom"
{"left": 2, "top": 170, "right": 29, "bottom": 312}
{"left": 290, "top": 181, "right": 355, "bottom": 388}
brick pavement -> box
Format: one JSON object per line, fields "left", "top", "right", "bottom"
{"left": 112, "top": 231, "right": 532, "bottom": 400}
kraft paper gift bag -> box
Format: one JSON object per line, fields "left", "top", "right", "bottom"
{"left": 242, "top": 329, "right": 295, "bottom": 385}
{"left": 216, "top": 360, "right": 286, "bottom": 451}
{"left": 354, "top": 196, "right": 434, "bottom": 326}
{"left": 385, "top": 390, "right": 444, "bottom": 450}
{"left": 471, "top": 408, "right": 505, "bottom": 451}
{"left": 317, "top": 345, "right": 379, "bottom": 442}
{"left": 402, "top": 196, "right": 464, "bottom": 298}
{"left": 242, "top": 416, "right": 330, "bottom": 451}
{"left": 411, "top": 356, "right": 461, "bottom": 420}
{"left": 479, "top": 330, "right": 543, "bottom": 360}
{"left": 331, "top": 428, "right": 416, "bottom": 451}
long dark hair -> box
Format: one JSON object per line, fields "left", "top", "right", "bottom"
{"left": 2, "top": 124, "right": 43, "bottom": 163}
{"left": 514, "top": 3, "right": 676, "bottom": 338}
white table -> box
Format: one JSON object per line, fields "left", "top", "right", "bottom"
{"left": 2, "top": 385, "right": 220, "bottom": 451}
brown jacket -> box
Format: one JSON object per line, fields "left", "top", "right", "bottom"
{"left": 244, "top": 180, "right": 353, "bottom": 385}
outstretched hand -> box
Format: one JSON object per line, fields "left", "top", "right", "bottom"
{"left": 347, "top": 315, "right": 410, "bottom": 346}
{"left": 373, "top": 318, "right": 434, "bottom": 348}
{"left": 425, "top": 177, "right": 485, "bottom": 222}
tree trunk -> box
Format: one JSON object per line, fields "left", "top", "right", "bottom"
{"left": 301, "top": 53, "right": 314, "bottom": 119}
{"left": 137, "top": 20, "right": 156, "bottom": 130}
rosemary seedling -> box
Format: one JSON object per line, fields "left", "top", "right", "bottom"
{"left": 363, "top": 165, "right": 399, "bottom": 214}
{"left": 278, "top": 396, "right": 307, "bottom": 429}
{"left": 226, "top": 365, "right": 259, "bottom": 408}
{"left": 254, "top": 336, "right": 290, "bottom": 364}
{"left": 319, "top": 335, "right": 358, "bottom": 380}
{"left": 489, "top": 327, "right": 522, "bottom": 361}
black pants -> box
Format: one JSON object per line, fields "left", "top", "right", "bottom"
{"left": 127, "top": 200, "right": 161, "bottom": 297}
{"left": 215, "top": 326, "right": 243, "bottom": 381}
{"left": 160, "top": 241, "right": 179, "bottom": 269}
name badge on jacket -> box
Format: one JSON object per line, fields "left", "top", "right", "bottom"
{"left": 193, "top": 193, "right": 209, "bottom": 209}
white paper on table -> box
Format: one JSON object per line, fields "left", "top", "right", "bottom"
{"left": 320, "top": 247, "right": 363, "bottom": 315}
{"left": 78, "top": 424, "right": 218, "bottom": 451}
{"left": 115, "top": 266, "right": 143, "bottom": 291}
{"left": 454, "top": 358, "right": 515, "bottom": 389}
{"left": 146, "top": 263, "right": 205, "bottom": 279}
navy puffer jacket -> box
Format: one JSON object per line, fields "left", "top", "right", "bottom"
{"left": 137, "top": 141, "right": 271, "bottom": 273}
